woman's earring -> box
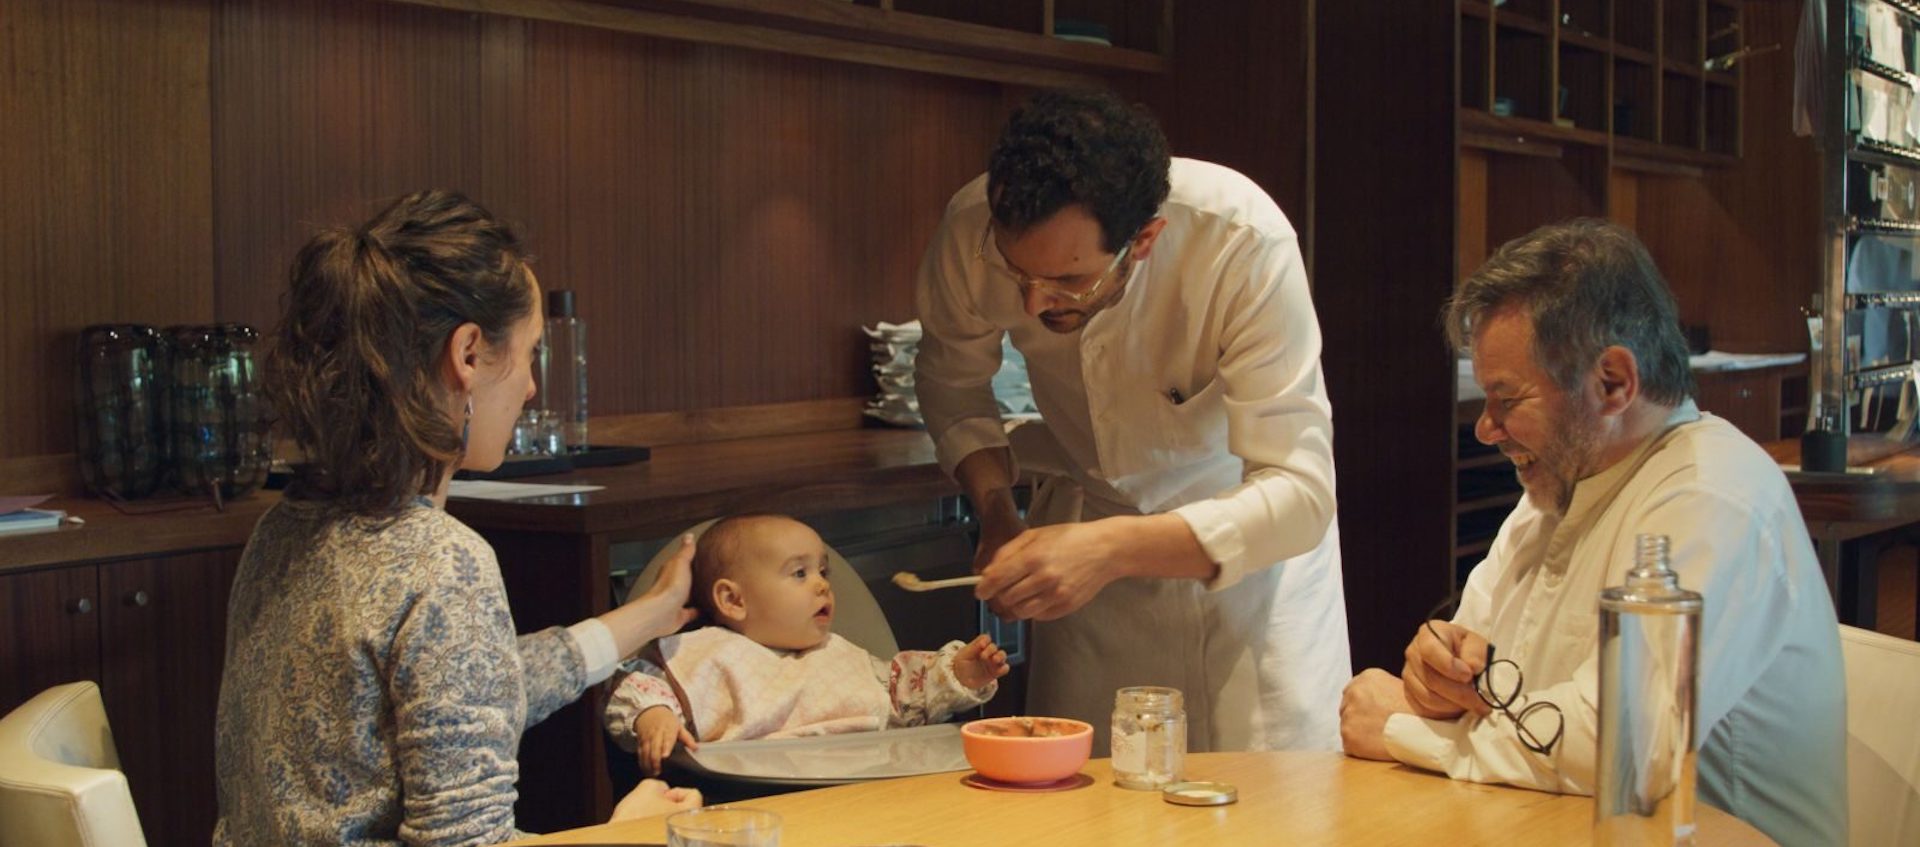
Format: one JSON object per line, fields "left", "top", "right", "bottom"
{"left": 461, "top": 397, "right": 473, "bottom": 452}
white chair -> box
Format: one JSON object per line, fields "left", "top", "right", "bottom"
{"left": 0, "top": 681, "right": 148, "bottom": 847}
{"left": 1840, "top": 625, "right": 1920, "bottom": 847}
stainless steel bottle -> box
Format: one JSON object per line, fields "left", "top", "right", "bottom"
{"left": 1595, "top": 534, "right": 1703, "bottom": 846}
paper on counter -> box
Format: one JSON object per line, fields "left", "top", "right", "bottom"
{"left": 1687, "top": 351, "right": 1809, "bottom": 372}
{"left": 446, "top": 480, "right": 604, "bottom": 501}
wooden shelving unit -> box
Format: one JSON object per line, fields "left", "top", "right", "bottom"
{"left": 383, "top": 0, "right": 1170, "bottom": 88}
{"left": 1451, "top": 0, "right": 1749, "bottom": 587}
{"left": 1459, "top": 0, "right": 1740, "bottom": 162}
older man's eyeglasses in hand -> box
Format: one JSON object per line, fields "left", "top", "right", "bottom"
{"left": 1423, "top": 603, "right": 1564, "bottom": 757}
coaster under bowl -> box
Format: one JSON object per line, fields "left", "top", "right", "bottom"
{"left": 960, "top": 772, "right": 1094, "bottom": 793}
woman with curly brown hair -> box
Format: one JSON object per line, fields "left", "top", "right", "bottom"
{"left": 212, "top": 190, "right": 700, "bottom": 846}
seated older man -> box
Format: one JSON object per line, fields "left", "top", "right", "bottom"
{"left": 1338, "top": 219, "right": 1846, "bottom": 846}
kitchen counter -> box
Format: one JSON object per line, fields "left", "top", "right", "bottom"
{"left": 0, "top": 426, "right": 951, "bottom": 572}
{"left": 1766, "top": 436, "right": 1920, "bottom": 630}
{"left": 443, "top": 426, "right": 953, "bottom": 539}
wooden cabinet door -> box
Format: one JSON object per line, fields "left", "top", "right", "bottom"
{"left": 99, "top": 550, "right": 241, "bottom": 847}
{"left": 1694, "top": 370, "right": 1781, "bottom": 442}
{"left": 0, "top": 566, "right": 102, "bottom": 713}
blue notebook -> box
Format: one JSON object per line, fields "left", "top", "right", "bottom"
{"left": 0, "top": 508, "right": 64, "bottom": 534}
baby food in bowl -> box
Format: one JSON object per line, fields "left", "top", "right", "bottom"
{"left": 960, "top": 716, "right": 1093, "bottom": 784}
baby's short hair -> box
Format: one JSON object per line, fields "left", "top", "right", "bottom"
{"left": 688, "top": 512, "right": 790, "bottom": 620}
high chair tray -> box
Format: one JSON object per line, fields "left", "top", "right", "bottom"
{"left": 670, "top": 723, "right": 968, "bottom": 786}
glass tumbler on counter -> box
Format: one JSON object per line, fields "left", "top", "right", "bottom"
{"left": 74, "top": 324, "right": 167, "bottom": 499}
{"left": 163, "top": 324, "right": 273, "bottom": 500}
{"left": 509, "top": 409, "right": 564, "bottom": 456}
{"left": 1111, "top": 685, "right": 1186, "bottom": 789}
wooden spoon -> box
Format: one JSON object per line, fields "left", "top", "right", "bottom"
{"left": 890, "top": 572, "right": 983, "bottom": 592}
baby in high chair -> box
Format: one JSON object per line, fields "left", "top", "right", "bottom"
{"left": 605, "top": 513, "right": 1011, "bottom": 775}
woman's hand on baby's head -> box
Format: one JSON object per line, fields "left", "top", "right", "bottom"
{"left": 640, "top": 534, "right": 700, "bottom": 627}
{"left": 954, "top": 633, "right": 1012, "bottom": 690}
{"left": 602, "top": 534, "right": 702, "bottom": 657}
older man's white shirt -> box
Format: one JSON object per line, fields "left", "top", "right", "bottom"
{"left": 1384, "top": 404, "right": 1846, "bottom": 846}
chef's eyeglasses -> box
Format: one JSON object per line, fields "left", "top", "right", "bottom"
{"left": 975, "top": 221, "right": 1134, "bottom": 304}
{"left": 1423, "top": 596, "right": 1564, "bottom": 757}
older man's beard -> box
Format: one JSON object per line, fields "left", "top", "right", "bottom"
{"left": 1532, "top": 397, "right": 1606, "bottom": 515}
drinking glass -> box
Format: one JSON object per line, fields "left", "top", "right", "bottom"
{"left": 510, "top": 409, "right": 544, "bottom": 456}
{"left": 535, "top": 409, "right": 565, "bottom": 455}
{"left": 666, "top": 806, "right": 781, "bottom": 847}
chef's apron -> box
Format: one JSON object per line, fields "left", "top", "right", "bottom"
{"left": 1021, "top": 474, "right": 1349, "bottom": 754}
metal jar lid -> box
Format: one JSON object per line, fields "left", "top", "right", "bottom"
{"left": 1161, "top": 781, "right": 1237, "bottom": 806}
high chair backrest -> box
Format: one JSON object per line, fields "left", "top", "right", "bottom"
{"left": 0, "top": 681, "right": 148, "bottom": 847}
{"left": 628, "top": 518, "right": 900, "bottom": 658}
{"left": 1840, "top": 624, "right": 1920, "bottom": 847}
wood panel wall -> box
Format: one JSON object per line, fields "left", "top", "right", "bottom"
{"left": 1312, "top": 1, "right": 1460, "bottom": 672}
{"left": 1131, "top": 1, "right": 1311, "bottom": 265}
{"left": 3, "top": 0, "right": 1006, "bottom": 475}
{"left": 1635, "top": 0, "right": 1818, "bottom": 354}
{"left": 0, "top": 0, "right": 215, "bottom": 464}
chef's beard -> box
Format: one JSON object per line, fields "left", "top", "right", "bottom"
{"left": 1035, "top": 260, "right": 1133, "bottom": 334}
{"left": 1039, "top": 310, "right": 1089, "bottom": 333}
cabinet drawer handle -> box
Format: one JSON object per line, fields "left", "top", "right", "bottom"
{"left": 126, "top": 590, "right": 150, "bottom": 607}
{"left": 1736, "top": 388, "right": 1754, "bottom": 399}
{"left": 69, "top": 597, "right": 93, "bottom": 615}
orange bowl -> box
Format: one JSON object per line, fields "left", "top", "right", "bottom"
{"left": 960, "top": 716, "right": 1093, "bottom": 784}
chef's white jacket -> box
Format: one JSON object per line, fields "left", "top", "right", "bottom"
{"left": 913, "top": 158, "right": 1350, "bottom": 751}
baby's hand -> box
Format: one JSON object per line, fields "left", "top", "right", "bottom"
{"left": 634, "top": 706, "right": 697, "bottom": 776}
{"left": 953, "top": 633, "right": 1011, "bottom": 690}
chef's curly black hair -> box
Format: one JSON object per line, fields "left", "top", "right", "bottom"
{"left": 986, "top": 89, "right": 1171, "bottom": 254}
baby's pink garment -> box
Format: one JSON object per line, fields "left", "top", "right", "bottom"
{"left": 664, "top": 628, "right": 891, "bottom": 741}
{"left": 604, "top": 627, "right": 995, "bottom": 749}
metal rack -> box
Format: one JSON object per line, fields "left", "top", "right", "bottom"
{"left": 1816, "top": 0, "right": 1920, "bottom": 455}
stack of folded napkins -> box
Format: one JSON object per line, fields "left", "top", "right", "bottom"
{"left": 861, "top": 321, "right": 1039, "bottom": 426}
{"left": 863, "top": 321, "right": 923, "bottom": 426}
{"left": 992, "top": 337, "right": 1038, "bottom": 419}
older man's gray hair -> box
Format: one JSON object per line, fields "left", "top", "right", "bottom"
{"left": 1445, "top": 218, "right": 1694, "bottom": 406}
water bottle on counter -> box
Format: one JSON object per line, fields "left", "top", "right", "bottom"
{"left": 541, "top": 289, "right": 588, "bottom": 452}
{"left": 1595, "top": 534, "right": 1703, "bottom": 846}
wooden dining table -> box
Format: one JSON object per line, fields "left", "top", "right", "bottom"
{"left": 508, "top": 751, "right": 1772, "bottom": 846}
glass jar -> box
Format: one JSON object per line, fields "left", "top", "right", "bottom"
{"left": 1111, "top": 685, "right": 1185, "bottom": 790}
{"left": 162, "top": 324, "right": 272, "bottom": 500}
{"left": 74, "top": 324, "right": 167, "bottom": 499}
